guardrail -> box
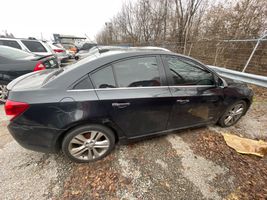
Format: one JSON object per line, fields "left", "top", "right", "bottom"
{"left": 208, "top": 65, "right": 267, "bottom": 88}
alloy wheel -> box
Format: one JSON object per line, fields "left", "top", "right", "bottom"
{"left": 224, "top": 103, "right": 245, "bottom": 126}
{"left": 68, "top": 131, "right": 110, "bottom": 161}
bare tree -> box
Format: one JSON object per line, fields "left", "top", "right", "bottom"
{"left": 96, "top": 0, "right": 267, "bottom": 45}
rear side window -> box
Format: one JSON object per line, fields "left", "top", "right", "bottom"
{"left": 73, "top": 75, "right": 93, "bottom": 89}
{"left": 21, "top": 40, "right": 47, "bottom": 52}
{"left": 0, "top": 40, "right": 21, "bottom": 49}
{"left": 113, "top": 57, "right": 161, "bottom": 87}
{"left": 90, "top": 66, "right": 116, "bottom": 89}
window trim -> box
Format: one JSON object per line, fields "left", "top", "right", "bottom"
{"left": 67, "top": 85, "right": 216, "bottom": 92}
{"left": 161, "top": 55, "right": 217, "bottom": 87}
{"left": 69, "top": 74, "right": 93, "bottom": 90}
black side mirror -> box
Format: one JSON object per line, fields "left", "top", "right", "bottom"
{"left": 217, "top": 77, "right": 227, "bottom": 88}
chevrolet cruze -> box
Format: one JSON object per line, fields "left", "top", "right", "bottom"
{"left": 5, "top": 50, "right": 253, "bottom": 162}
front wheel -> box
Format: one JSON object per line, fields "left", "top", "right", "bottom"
{"left": 218, "top": 100, "right": 247, "bottom": 127}
{"left": 62, "top": 124, "right": 115, "bottom": 163}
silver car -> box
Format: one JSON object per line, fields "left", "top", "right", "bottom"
{"left": 75, "top": 46, "right": 170, "bottom": 60}
{"left": 0, "top": 38, "right": 61, "bottom": 64}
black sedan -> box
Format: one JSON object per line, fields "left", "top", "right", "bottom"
{"left": 5, "top": 50, "right": 253, "bottom": 162}
{"left": 0, "top": 45, "right": 59, "bottom": 102}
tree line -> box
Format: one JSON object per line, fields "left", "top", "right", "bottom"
{"left": 96, "top": 0, "right": 267, "bottom": 47}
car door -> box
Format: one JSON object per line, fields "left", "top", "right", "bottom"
{"left": 162, "top": 55, "right": 224, "bottom": 129}
{"left": 90, "top": 56, "right": 173, "bottom": 138}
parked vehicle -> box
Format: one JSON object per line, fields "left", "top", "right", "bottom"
{"left": 0, "top": 45, "right": 59, "bottom": 102}
{"left": 75, "top": 46, "right": 170, "bottom": 60}
{"left": 62, "top": 43, "right": 78, "bottom": 56}
{"left": 5, "top": 50, "right": 253, "bottom": 162}
{"left": 79, "top": 42, "right": 97, "bottom": 51}
{"left": 0, "top": 38, "right": 52, "bottom": 55}
{"left": 45, "top": 42, "right": 69, "bottom": 63}
{"left": 75, "top": 45, "right": 124, "bottom": 60}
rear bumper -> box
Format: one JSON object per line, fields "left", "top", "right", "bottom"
{"left": 7, "top": 122, "right": 65, "bottom": 153}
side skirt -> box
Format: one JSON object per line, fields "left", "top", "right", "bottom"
{"left": 118, "top": 121, "right": 216, "bottom": 144}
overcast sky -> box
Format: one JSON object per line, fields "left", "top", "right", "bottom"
{"left": 0, "top": 0, "right": 130, "bottom": 42}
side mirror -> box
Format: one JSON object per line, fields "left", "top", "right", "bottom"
{"left": 217, "top": 77, "right": 227, "bottom": 88}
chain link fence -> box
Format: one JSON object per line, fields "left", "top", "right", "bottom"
{"left": 105, "top": 40, "right": 267, "bottom": 76}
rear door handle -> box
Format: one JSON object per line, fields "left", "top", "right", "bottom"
{"left": 176, "top": 99, "right": 190, "bottom": 104}
{"left": 112, "top": 102, "right": 131, "bottom": 108}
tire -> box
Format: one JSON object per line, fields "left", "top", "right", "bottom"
{"left": 62, "top": 124, "right": 115, "bottom": 163}
{"left": 218, "top": 100, "right": 247, "bottom": 127}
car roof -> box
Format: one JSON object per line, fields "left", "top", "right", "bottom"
{"left": 0, "top": 38, "right": 19, "bottom": 41}
{"left": 93, "top": 45, "right": 170, "bottom": 52}
{"left": 0, "top": 37, "right": 42, "bottom": 42}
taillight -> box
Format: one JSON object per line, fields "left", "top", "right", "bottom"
{"left": 54, "top": 49, "right": 64, "bottom": 53}
{"left": 34, "top": 61, "right": 46, "bottom": 71}
{"left": 5, "top": 100, "right": 29, "bottom": 121}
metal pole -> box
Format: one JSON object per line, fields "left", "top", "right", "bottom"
{"left": 242, "top": 40, "right": 260, "bottom": 72}
{"left": 242, "top": 33, "right": 267, "bottom": 72}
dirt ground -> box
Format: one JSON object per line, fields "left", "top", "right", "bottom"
{"left": 0, "top": 85, "right": 266, "bottom": 200}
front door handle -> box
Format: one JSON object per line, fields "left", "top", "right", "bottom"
{"left": 112, "top": 102, "right": 131, "bottom": 108}
{"left": 176, "top": 99, "right": 190, "bottom": 104}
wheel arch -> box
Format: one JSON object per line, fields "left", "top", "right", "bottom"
{"left": 55, "top": 119, "right": 124, "bottom": 151}
{"left": 241, "top": 97, "right": 252, "bottom": 114}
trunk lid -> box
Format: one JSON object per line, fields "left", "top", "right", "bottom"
{"left": 7, "top": 69, "right": 59, "bottom": 91}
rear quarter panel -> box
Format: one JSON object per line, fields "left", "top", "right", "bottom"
{"left": 8, "top": 90, "right": 118, "bottom": 152}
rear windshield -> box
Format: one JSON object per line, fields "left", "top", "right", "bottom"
{"left": 0, "top": 40, "right": 21, "bottom": 49}
{"left": 80, "top": 43, "right": 96, "bottom": 51}
{"left": 21, "top": 40, "right": 47, "bottom": 52}
{"left": 43, "top": 53, "right": 101, "bottom": 84}
{"left": 0, "top": 45, "right": 32, "bottom": 59}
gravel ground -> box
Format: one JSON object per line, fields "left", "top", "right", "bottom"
{"left": 0, "top": 85, "right": 266, "bottom": 200}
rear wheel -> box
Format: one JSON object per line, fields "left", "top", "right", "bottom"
{"left": 218, "top": 100, "right": 247, "bottom": 127}
{"left": 0, "top": 84, "right": 8, "bottom": 103}
{"left": 62, "top": 124, "right": 115, "bottom": 163}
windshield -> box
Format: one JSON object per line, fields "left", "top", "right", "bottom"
{"left": 0, "top": 45, "right": 33, "bottom": 59}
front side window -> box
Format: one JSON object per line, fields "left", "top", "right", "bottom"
{"left": 165, "top": 56, "right": 214, "bottom": 86}
{"left": 113, "top": 57, "right": 161, "bottom": 87}
{"left": 21, "top": 40, "right": 47, "bottom": 52}
{"left": 91, "top": 66, "right": 116, "bottom": 89}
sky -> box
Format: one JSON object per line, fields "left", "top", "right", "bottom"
{"left": 0, "top": 0, "right": 130, "bottom": 42}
